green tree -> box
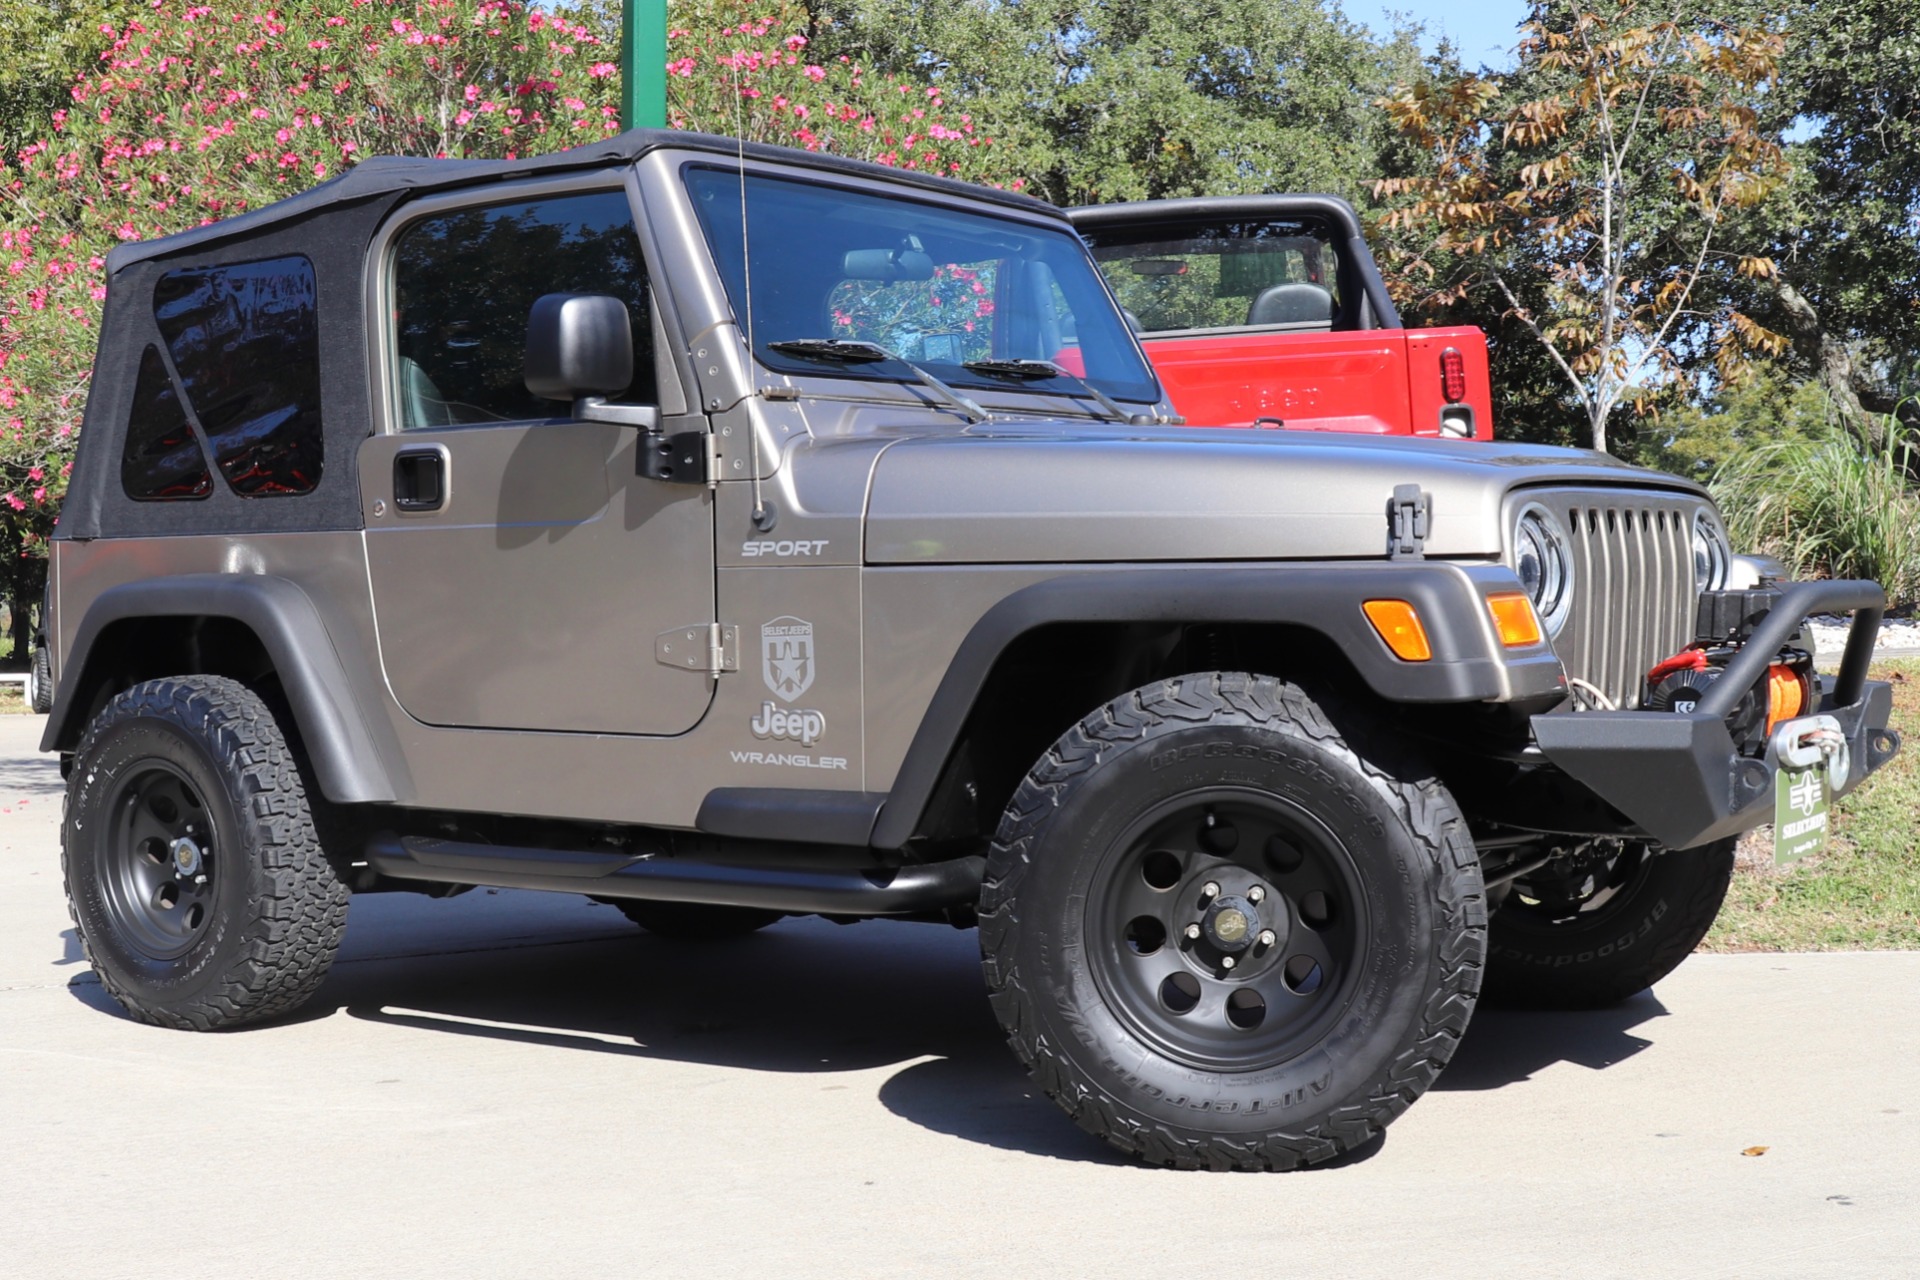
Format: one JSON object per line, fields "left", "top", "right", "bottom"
{"left": 1746, "top": 0, "right": 1920, "bottom": 429}
{"left": 1375, "top": 0, "right": 1792, "bottom": 454}
{"left": 791, "top": 0, "right": 1426, "bottom": 207}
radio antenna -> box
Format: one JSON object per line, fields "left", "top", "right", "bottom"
{"left": 730, "top": 56, "right": 768, "bottom": 527}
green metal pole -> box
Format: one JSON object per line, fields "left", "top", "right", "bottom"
{"left": 620, "top": 0, "right": 669, "bottom": 130}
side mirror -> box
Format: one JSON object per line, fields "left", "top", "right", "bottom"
{"left": 525, "top": 292, "right": 704, "bottom": 483}
{"left": 526, "top": 292, "right": 631, "bottom": 398}
{"left": 524, "top": 293, "right": 651, "bottom": 421}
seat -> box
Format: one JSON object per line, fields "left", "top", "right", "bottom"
{"left": 399, "top": 356, "right": 458, "bottom": 429}
{"left": 1245, "top": 283, "right": 1333, "bottom": 328}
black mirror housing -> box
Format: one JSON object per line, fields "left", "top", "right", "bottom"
{"left": 524, "top": 293, "right": 633, "bottom": 401}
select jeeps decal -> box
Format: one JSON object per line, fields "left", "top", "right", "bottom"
{"left": 742, "top": 539, "right": 830, "bottom": 558}
{"left": 734, "top": 616, "right": 845, "bottom": 769}
{"left": 762, "top": 616, "right": 814, "bottom": 700}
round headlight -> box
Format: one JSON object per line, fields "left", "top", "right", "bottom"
{"left": 1513, "top": 504, "right": 1573, "bottom": 635}
{"left": 1692, "top": 512, "right": 1731, "bottom": 594}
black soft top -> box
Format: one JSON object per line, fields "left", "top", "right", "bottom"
{"left": 65, "top": 130, "right": 1056, "bottom": 544}
{"left": 107, "top": 128, "right": 1058, "bottom": 274}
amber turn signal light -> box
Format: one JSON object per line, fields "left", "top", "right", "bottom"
{"left": 1363, "top": 600, "right": 1432, "bottom": 662}
{"left": 1486, "top": 592, "right": 1544, "bottom": 648}
{"left": 1765, "top": 664, "right": 1809, "bottom": 732}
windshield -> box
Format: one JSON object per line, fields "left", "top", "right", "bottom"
{"left": 1082, "top": 217, "right": 1344, "bottom": 335}
{"left": 685, "top": 167, "right": 1160, "bottom": 406}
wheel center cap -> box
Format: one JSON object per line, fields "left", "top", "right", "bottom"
{"left": 1204, "top": 897, "right": 1259, "bottom": 952}
{"left": 169, "top": 837, "right": 203, "bottom": 878}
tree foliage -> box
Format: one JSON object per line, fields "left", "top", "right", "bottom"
{"left": 791, "top": 0, "right": 1426, "bottom": 208}
{"left": 1746, "top": 0, "right": 1920, "bottom": 428}
{"left": 1375, "top": 0, "right": 1791, "bottom": 453}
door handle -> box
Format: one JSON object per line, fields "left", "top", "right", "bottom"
{"left": 393, "top": 446, "right": 448, "bottom": 512}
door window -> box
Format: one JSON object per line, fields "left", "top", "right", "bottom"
{"left": 390, "top": 189, "right": 654, "bottom": 429}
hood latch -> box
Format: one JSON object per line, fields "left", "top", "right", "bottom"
{"left": 1388, "top": 485, "right": 1431, "bottom": 560}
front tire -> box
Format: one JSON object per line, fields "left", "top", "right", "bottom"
{"left": 1484, "top": 838, "right": 1735, "bottom": 1009}
{"left": 63, "top": 676, "right": 349, "bottom": 1030}
{"left": 980, "top": 672, "right": 1485, "bottom": 1171}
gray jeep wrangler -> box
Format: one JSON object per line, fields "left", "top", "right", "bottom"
{"left": 42, "top": 131, "right": 1898, "bottom": 1170}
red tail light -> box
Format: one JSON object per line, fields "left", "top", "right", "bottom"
{"left": 1440, "top": 347, "right": 1467, "bottom": 404}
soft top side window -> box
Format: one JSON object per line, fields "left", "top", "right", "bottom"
{"left": 121, "top": 344, "right": 215, "bottom": 502}
{"left": 151, "top": 254, "right": 324, "bottom": 496}
{"left": 390, "top": 189, "right": 654, "bottom": 429}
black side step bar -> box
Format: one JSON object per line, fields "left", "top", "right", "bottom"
{"left": 364, "top": 833, "right": 984, "bottom": 917}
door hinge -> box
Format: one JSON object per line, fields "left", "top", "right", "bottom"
{"left": 1388, "top": 484, "right": 1430, "bottom": 560}
{"left": 638, "top": 428, "right": 722, "bottom": 487}
{"left": 655, "top": 623, "right": 739, "bottom": 679}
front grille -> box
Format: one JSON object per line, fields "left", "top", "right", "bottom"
{"left": 1530, "top": 493, "right": 1701, "bottom": 708}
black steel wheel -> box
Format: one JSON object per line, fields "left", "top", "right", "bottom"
{"left": 1087, "top": 790, "right": 1367, "bottom": 1074}
{"left": 64, "top": 676, "right": 349, "bottom": 1030}
{"left": 1485, "top": 837, "right": 1735, "bottom": 1009}
{"left": 93, "top": 761, "right": 222, "bottom": 962}
{"left": 612, "top": 900, "right": 784, "bottom": 938}
{"left": 981, "top": 672, "right": 1485, "bottom": 1171}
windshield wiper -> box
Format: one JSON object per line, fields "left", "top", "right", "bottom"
{"left": 768, "top": 338, "right": 988, "bottom": 423}
{"left": 961, "top": 358, "right": 1145, "bottom": 424}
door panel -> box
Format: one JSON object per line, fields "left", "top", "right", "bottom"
{"left": 360, "top": 422, "right": 715, "bottom": 735}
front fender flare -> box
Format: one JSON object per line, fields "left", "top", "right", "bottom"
{"left": 41, "top": 574, "right": 408, "bottom": 804}
{"left": 868, "top": 563, "right": 1565, "bottom": 849}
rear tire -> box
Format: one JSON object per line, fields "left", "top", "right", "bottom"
{"left": 28, "top": 645, "right": 52, "bottom": 713}
{"left": 613, "top": 900, "right": 784, "bottom": 938}
{"left": 63, "top": 676, "right": 349, "bottom": 1030}
{"left": 980, "top": 672, "right": 1485, "bottom": 1171}
{"left": 1484, "top": 838, "right": 1735, "bottom": 1009}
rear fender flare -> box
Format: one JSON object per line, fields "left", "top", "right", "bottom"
{"left": 41, "top": 574, "right": 407, "bottom": 804}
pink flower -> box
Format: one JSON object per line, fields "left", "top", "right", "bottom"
{"left": 804, "top": 65, "right": 825, "bottom": 82}
{"left": 589, "top": 62, "right": 616, "bottom": 78}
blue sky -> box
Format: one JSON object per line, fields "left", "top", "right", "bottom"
{"left": 1363, "top": 1, "right": 1533, "bottom": 68}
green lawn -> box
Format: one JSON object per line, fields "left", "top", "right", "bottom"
{"left": 1705, "top": 660, "right": 1920, "bottom": 951}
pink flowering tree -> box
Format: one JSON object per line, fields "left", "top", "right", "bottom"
{"left": 0, "top": 0, "right": 1003, "bottom": 659}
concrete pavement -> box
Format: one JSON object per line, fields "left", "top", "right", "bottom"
{"left": 2, "top": 712, "right": 1916, "bottom": 1279}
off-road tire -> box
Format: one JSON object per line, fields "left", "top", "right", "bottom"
{"left": 63, "top": 676, "right": 349, "bottom": 1030}
{"left": 28, "top": 645, "right": 52, "bottom": 713}
{"left": 979, "top": 671, "right": 1485, "bottom": 1171}
{"left": 1484, "top": 839, "right": 1735, "bottom": 1009}
{"left": 613, "top": 900, "right": 785, "bottom": 938}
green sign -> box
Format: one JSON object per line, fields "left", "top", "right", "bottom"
{"left": 1774, "top": 766, "right": 1830, "bottom": 865}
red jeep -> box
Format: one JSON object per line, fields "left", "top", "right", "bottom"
{"left": 1070, "top": 195, "right": 1493, "bottom": 440}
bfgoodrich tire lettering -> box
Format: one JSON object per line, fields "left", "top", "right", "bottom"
{"left": 63, "top": 676, "right": 349, "bottom": 1030}
{"left": 1484, "top": 838, "right": 1735, "bottom": 1009}
{"left": 979, "top": 672, "right": 1485, "bottom": 1171}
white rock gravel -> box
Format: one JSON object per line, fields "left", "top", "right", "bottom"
{"left": 1807, "top": 614, "right": 1920, "bottom": 658}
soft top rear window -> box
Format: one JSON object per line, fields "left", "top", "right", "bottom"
{"left": 1081, "top": 217, "right": 1346, "bottom": 335}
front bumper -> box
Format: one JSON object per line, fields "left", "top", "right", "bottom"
{"left": 1529, "top": 580, "right": 1902, "bottom": 849}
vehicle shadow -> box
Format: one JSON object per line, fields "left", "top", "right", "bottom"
{"left": 63, "top": 891, "right": 1673, "bottom": 1167}
{"left": 0, "top": 748, "right": 65, "bottom": 799}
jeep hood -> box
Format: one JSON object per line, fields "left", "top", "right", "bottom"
{"left": 862, "top": 425, "right": 1704, "bottom": 564}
